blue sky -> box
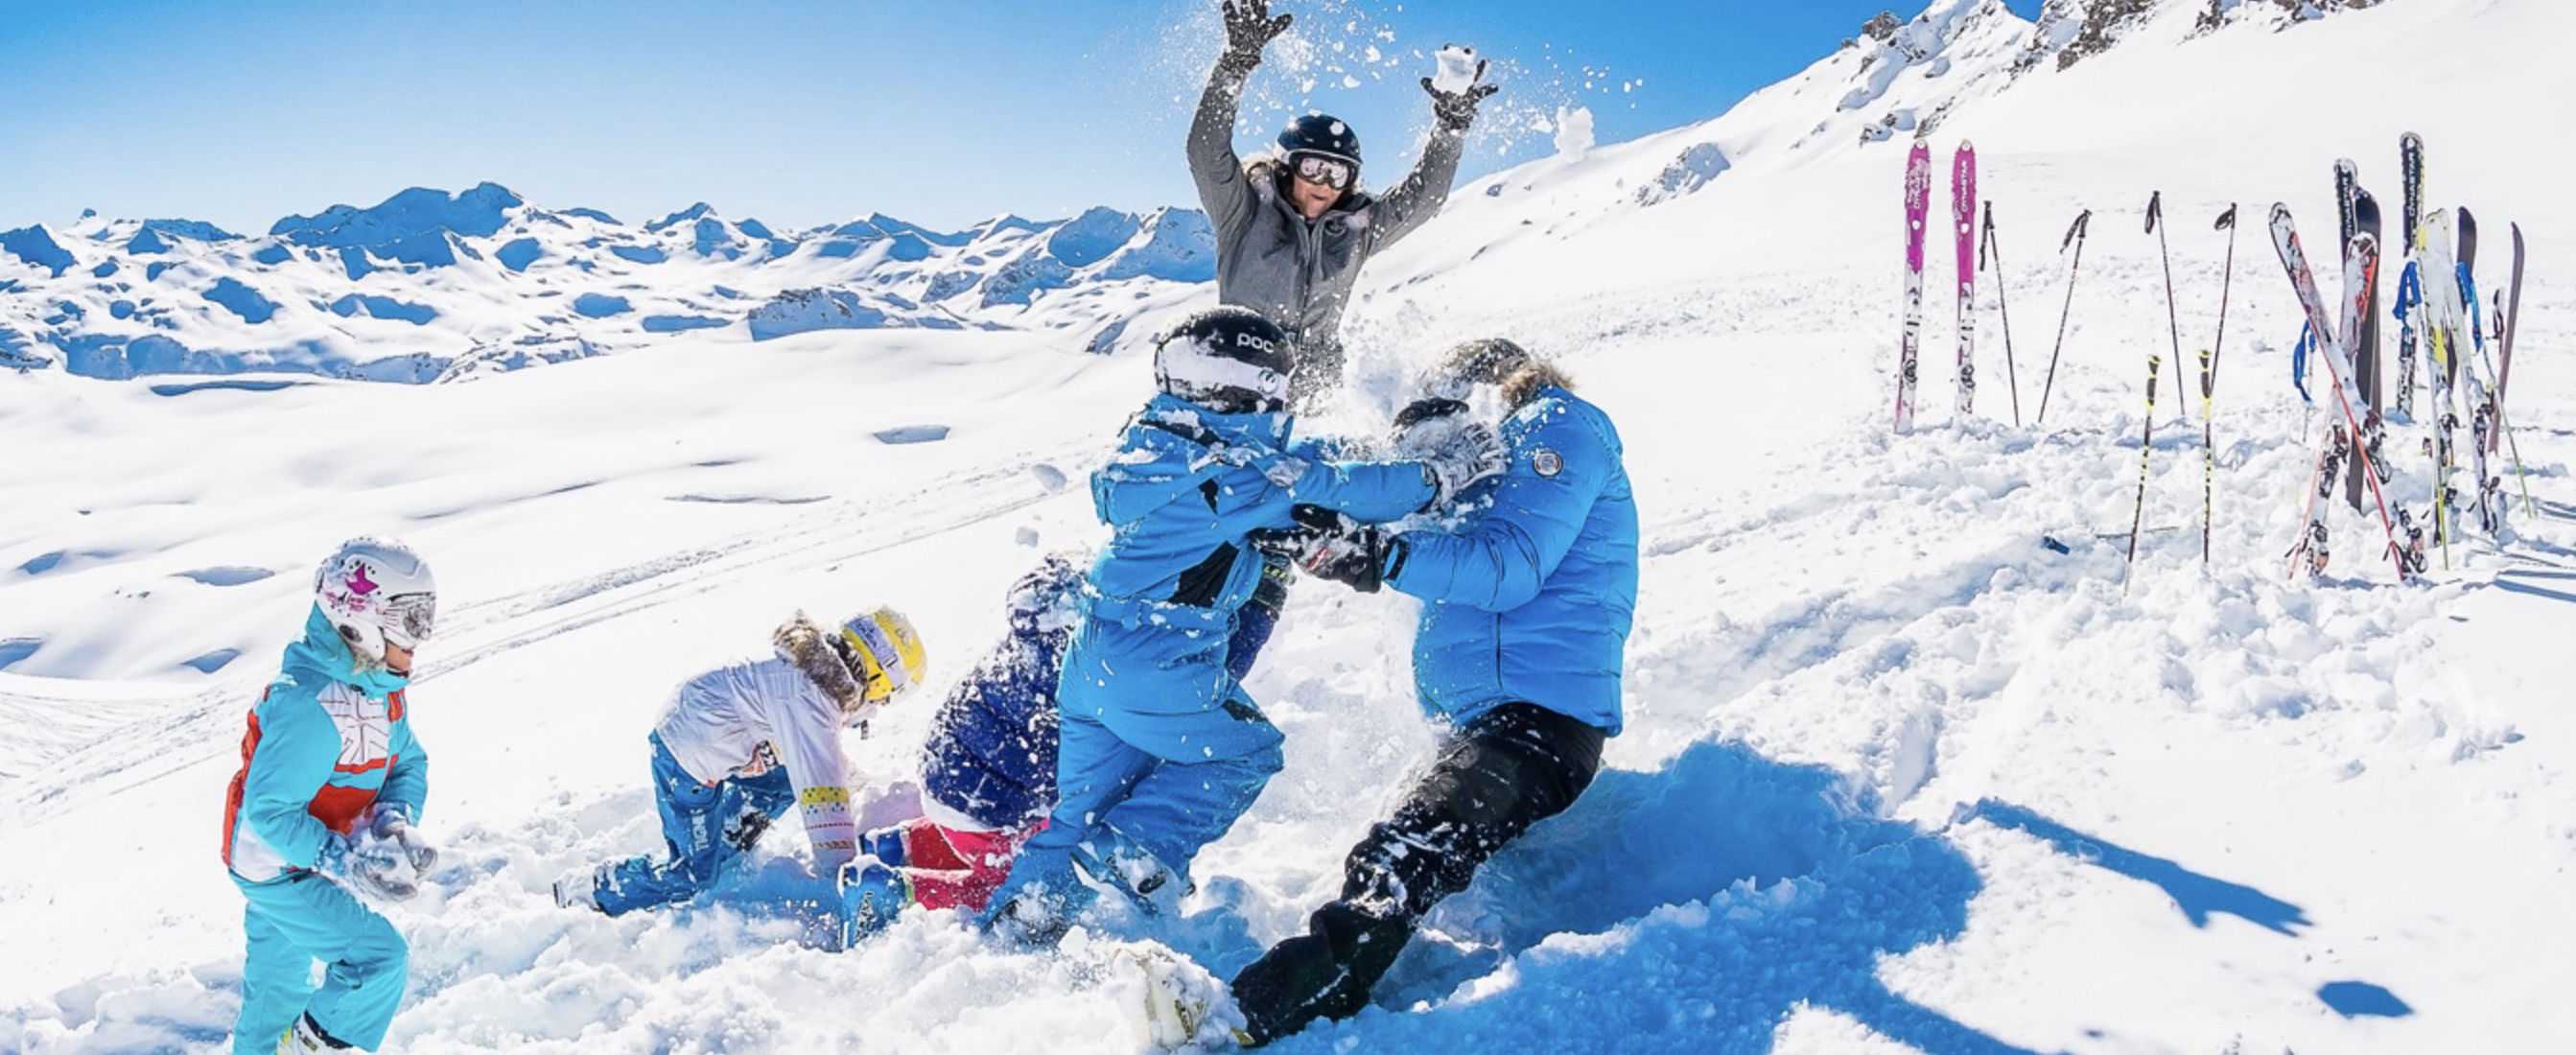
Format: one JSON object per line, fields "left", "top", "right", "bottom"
{"left": 0, "top": 0, "right": 2042, "bottom": 234}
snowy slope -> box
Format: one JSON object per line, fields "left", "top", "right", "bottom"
{"left": 8, "top": 0, "right": 2576, "bottom": 1052}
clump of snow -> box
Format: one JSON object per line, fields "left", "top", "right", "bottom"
{"left": 1554, "top": 106, "right": 1596, "bottom": 161}
{"left": 1430, "top": 44, "right": 1486, "bottom": 94}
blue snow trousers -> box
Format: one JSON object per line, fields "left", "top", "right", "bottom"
{"left": 595, "top": 732, "right": 796, "bottom": 916}
{"left": 1016, "top": 700, "right": 1285, "bottom": 899}
{"left": 231, "top": 871, "right": 408, "bottom": 1054}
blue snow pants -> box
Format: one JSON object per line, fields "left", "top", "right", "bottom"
{"left": 1011, "top": 707, "right": 1284, "bottom": 909}
{"left": 595, "top": 732, "right": 796, "bottom": 916}
{"left": 231, "top": 871, "right": 408, "bottom": 1054}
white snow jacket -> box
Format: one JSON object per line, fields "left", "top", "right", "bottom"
{"left": 652, "top": 617, "right": 868, "bottom": 873}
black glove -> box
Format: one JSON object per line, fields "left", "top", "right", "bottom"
{"left": 1258, "top": 504, "right": 1392, "bottom": 593}
{"left": 1223, "top": 0, "right": 1291, "bottom": 65}
{"left": 1421, "top": 47, "right": 1498, "bottom": 130}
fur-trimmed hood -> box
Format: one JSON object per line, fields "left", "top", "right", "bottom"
{"left": 1500, "top": 359, "right": 1575, "bottom": 409}
{"left": 775, "top": 611, "right": 865, "bottom": 715}
{"left": 1438, "top": 337, "right": 1575, "bottom": 410}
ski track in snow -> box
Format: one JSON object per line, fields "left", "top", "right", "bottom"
{"left": 11, "top": 0, "right": 2576, "bottom": 1052}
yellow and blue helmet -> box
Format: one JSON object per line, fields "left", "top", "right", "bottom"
{"left": 835, "top": 607, "right": 926, "bottom": 705}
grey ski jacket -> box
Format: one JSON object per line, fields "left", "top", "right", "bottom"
{"left": 1188, "top": 56, "right": 1470, "bottom": 402}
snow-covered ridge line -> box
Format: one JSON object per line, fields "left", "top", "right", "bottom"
{"left": 0, "top": 183, "right": 1218, "bottom": 384}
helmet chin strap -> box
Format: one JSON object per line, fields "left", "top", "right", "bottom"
{"left": 338, "top": 624, "right": 394, "bottom": 676}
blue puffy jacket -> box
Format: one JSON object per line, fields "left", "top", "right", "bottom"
{"left": 1062, "top": 394, "right": 1433, "bottom": 725}
{"left": 1387, "top": 387, "right": 1637, "bottom": 735}
{"left": 921, "top": 598, "right": 1072, "bottom": 832}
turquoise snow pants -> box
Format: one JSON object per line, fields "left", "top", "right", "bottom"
{"left": 231, "top": 871, "right": 409, "bottom": 1053}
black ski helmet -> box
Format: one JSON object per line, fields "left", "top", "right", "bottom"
{"left": 1154, "top": 307, "right": 1295, "bottom": 413}
{"left": 1276, "top": 113, "right": 1361, "bottom": 168}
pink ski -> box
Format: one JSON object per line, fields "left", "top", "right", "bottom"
{"left": 1953, "top": 142, "right": 1978, "bottom": 418}
{"left": 1896, "top": 141, "right": 1931, "bottom": 433}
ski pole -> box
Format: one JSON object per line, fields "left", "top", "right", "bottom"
{"left": 2124, "top": 352, "right": 2162, "bottom": 594}
{"left": 2148, "top": 193, "right": 2185, "bottom": 374}
{"left": 1980, "top": 201, "right": 2023, "bottom": 427}
{"left": 2205, "top": 204, "right": 2238, "bottom": 566}
{"left": 2035, "top": 209, "right": 2093, "bottom": 426}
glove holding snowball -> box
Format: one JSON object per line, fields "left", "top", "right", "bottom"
{"left": 319, "top": 807, "right": 437, "bottom": 902}
{"left": 1393, "top": 397, "right": 1505, "bottom": 509}
{"left": 1422, "top": 44, "right": 1499, "bottom": 130}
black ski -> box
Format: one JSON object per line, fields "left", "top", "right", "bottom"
{"left": 2494, "top": 223, "right": 2525, "bottom": 449}
{"left": 2335, "top": 158, "right": 2359, "bottom": 246}
{"left": 2347, "top": 189, "right": 2384, "bottom": 511}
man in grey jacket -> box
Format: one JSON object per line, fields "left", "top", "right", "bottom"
{"left": 1190, "top": 0, "right": 1498, "bottom": 407}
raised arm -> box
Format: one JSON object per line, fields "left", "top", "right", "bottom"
{"left": 1190, "top": 0, "right": 1293, "bottom": 234}
{"left": 1367, "top": 48, "right": 1499, "bottom": 252}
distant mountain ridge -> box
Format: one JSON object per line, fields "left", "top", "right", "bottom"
{"left": 0, "top": 181, "right": 1216, "bottom": 383}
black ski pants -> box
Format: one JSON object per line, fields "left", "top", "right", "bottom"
{"left": 1229, "top": 702, "right": 1606, "bottom": 1045}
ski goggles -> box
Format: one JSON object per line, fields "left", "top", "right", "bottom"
{"left": 1289, "top": 152, "right": 1357, "bottom": 191}
{"left": 380, "top": 593, "right": 437, "bottom": 649}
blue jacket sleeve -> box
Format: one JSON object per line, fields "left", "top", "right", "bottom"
{"left": 241, "top": 687, "right": 344, "bottom": 869}
{"left": 1283, "top": 457, "right": 1435, "bottom": 522}
{"left": 1386, "top": 409, "right": 1611, "bottom": 612}
{"left": 378, "top": 718, "right": 429, "bottom": 824}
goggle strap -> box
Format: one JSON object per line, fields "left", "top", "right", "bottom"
{"left": 841, "top": 621, "right": 905, "bottom": 701}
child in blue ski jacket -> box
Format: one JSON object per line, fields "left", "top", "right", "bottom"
{"left": 836, "top": 548, "right": 1309, "bottom": 944}
{"left": 980, "top": 307, "right": 1502, "bottom": 943}
{"left": 222, "top": 537, "right": 444, "bottom": 1055}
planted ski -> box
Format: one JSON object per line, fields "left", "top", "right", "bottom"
{"left": 1897, "top": 141, "right": 1931, "bottom": 433}
{"left": 2269, "top": 204, "right": 2414, "bottom": 580}
{"left": 1954, "top": 142, "right": 1979, "bottom": 419}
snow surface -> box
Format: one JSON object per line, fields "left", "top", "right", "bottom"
{"left": 7, "top": 0, "right": 2576, "bottom": 1052}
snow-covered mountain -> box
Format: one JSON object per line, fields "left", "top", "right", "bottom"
{"left": 10, "top": 0, "right": 2573, "bottom": 1052}
{"left": 0, "top": 185, "right": 1216, "bottom": 383}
